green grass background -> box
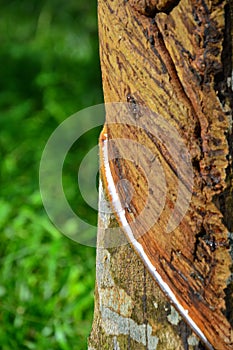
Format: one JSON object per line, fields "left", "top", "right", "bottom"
{"left": 0, "top": 1, "right": 103, "bottom": 349}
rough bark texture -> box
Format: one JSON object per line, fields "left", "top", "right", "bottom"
{"left": 89, "top": 0, "right": 233, "bottom": 349}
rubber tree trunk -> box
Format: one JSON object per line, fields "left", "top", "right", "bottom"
{"left": 88, "top": 0, "right": 233, "bottom": 349}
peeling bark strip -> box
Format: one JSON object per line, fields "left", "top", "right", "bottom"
{"left": 91, "top": 0, "right": 233, "bottom": 349}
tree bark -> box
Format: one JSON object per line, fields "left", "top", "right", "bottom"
{"left": 88, "top": 181, "right": 207, "bottom": 350}
{"left": 89, "top": 0, "right": 233, "bottom": 349}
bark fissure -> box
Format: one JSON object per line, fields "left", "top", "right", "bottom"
{"left": 128, "top": 0, "right": 180, "bottom": 16}
{"left": 212, "top": 0, "right": 233, "bottom": 327}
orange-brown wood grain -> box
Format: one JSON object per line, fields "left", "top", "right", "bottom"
{"left": 98, "top": 0, "right": 233, "bottom": 349}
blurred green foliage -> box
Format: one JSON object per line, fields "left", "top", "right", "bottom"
{"left": 0, "top": 0, "right": 103, "bottom": 349}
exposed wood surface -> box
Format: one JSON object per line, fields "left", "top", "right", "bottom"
{"left": 89, "top": 0, "right": 233, "bottom": 349}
